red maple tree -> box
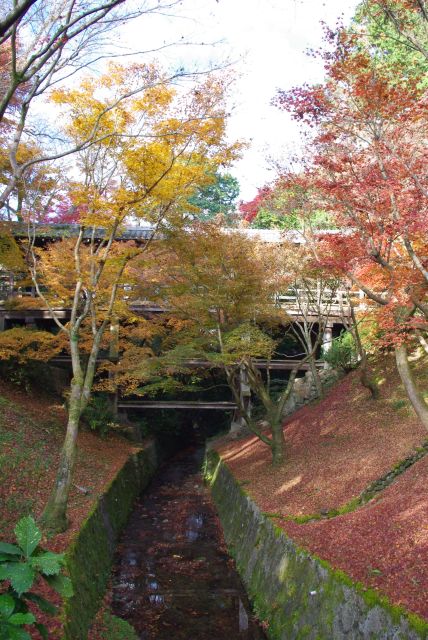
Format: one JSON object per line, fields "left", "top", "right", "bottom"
{"left": 276, "top": 16, "right": 428, "bottom": 428}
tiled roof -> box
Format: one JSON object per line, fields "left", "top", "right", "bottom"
{"left": 11, "top": 223, "right": 155, "bottom": 241}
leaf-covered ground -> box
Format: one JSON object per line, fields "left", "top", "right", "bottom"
{"left": 1, "top": 356, "right": 427, "bottom": 635}
{"left": 216, "top": 357, "right": 428, "bottom": 620}
{"left": 0, "top": 379, "right": 138, "bottom": 637}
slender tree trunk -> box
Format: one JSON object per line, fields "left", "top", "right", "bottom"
{"left": 268, "top": 367, "right": 301, "bottom": 466}
{"left": 108, "top": 316, "right": 120, "bottom": 419}
{"left": 416, "top": 329, "right": 428, "bottom": 355}
{"left": 309, "top": 354, "right": 323, "bottom": 398}
{"left": 270, "top": 419, "right": 286, "bottom": 466}
{"left": 349, "top": 302, "right": 379, "bottom": 399}
{"left": 40, "top": 322, "right": 110, "bottom": 532}
{"left": 80, "top": 346, "right": 101, "bottom": 413}
{"left": 395, "top": 343, "right": 428, "bottom": 430}
{"left": 359, "top": 350, "right": 380, "bottom": 399}
{"left": 40, "top": 378, "right": 83, "bottom": 532}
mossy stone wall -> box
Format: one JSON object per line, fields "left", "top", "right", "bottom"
{"left": 62, "top": 441, "right": 158, "bottom": 640}
{"left": 205, "top": 450, "right": 428, "bottom": 640}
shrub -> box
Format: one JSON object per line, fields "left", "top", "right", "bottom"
{"left": 0, "top": 516, "right": 73, "bottom": 639}
{"left": 323, "top": 331, "right": 359, "bottom": 372}
{"left": 82, "top": 394, "right": 117, "bottom": 438}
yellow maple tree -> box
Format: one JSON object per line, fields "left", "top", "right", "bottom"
{"left": 27, "top": 62, "right": 241, "bottom": 532}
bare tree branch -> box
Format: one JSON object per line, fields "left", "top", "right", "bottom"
{"left": 0, "top": 0, "right": 38, "bottom": 38}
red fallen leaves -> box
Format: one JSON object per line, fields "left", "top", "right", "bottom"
{"left": 216, "top": 360, "right": 428, "bottom": 620}
{"left": 0, "top": 379, "right": 137, "bottom": 637}
{"left": 282, "top": 456, "right": 428, "bottom": 618}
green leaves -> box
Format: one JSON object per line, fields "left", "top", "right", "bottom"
{"left": 8, "top": 613, "right": 36, "bottom": 626}
{"left": 0, "top": 563, "right": 35, "bottom": 596}
{"left": 4, "top": 627, "right": 31, "bottom": 640}
{"left": 0, "top": 594, "right": 15, "bottom": 619}
{"left": 0, "top": 594, "right": 35, "bottom": 640}
{"left": 0, "top": 516, "right": 74, "bottom": 636}
{"left": 14, "top": 517, "right": 41, "bottom": 558}
{"left": 34, "top": 622, "right": 48, "bottom": 640}
{"left": 0, "top": 543, "right": 22, "bottom": 557}
{"left": 44, "top": 573, "right": 74, "bottom": 598}
{"left": 23, "top": 593, "right": 57, "bottom": 615}
{"left": 30, "top": 551, "right": 64, "bottom": 576}
{"left": 223, "top": 323, "right": 276, "bottom": 360}
{"left": 188, "top": 171, "right": 240, "bottom": 223}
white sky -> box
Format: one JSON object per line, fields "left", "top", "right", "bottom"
{"left": 120, "top": 0, "right": 361, "bottom": 201}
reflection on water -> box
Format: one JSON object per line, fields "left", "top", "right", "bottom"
{"left": 111, "top": 448, "right": 266, "bottom": 640}
{"left": 239, "top": 599, "right": 249, "bottom": 632}
{"left": 147, "top": 580, "right": 158, "bottom": 590}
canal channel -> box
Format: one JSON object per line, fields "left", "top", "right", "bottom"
{"left": 110, "top": 447, "right": 266, "bottom": 639}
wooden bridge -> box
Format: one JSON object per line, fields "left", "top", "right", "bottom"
{"left": 0, "top": 291, "right": 358, "bottom": 329}
{"left": 118, "top": 400, "right": 237, "bottom": 410}
{"left": 49, "top": 355, "right": 324, "bottom": 371}
{"left": 0, "top": 223, "right": 365, "bottom": 331}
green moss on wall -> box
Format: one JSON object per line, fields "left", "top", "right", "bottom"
{"left": 100, "top": 612, "right": 139, "bottom": 640}
{"left": 62, "top": 441, "right": 158, "bottom": 640}
{"left": 205, "top": 450, "right": 428, "bottom": 640}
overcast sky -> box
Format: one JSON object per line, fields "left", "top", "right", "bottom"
{"left": 123, "top": 0, "right": 361, "bottom": 201}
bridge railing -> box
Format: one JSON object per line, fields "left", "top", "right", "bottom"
{"left": 274, "top": 287, "right": 366, "bottom": 316}
{"left": 0, "top": 270, "right": 368, "bottom": 321}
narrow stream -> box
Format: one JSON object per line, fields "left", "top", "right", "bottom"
{"left": 111, "top": 447, "right": 266, "bottom": 639}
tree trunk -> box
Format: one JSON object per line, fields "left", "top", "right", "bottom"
{"left": 108, "top": 316, "right": 120, "bottom": 419}
{"left": 359, "top": 350, "right": 379, "bottom": 399}
{"left": 395, "top": 343, "right": 428, "bottom": 430}
{"left": 416, "top": 329, "right": 428, "bottom": 355}
{"left": 270, "top": 419, "right": 286, "bottom": 466}
{"left": 309, "top": 355, "right": 323, "bottom": 398}
{"left": 349, "top": 302, "right": 379, "bottom": 399}
{"left": 40, "top": 379, "right": 82, "bottom": 533}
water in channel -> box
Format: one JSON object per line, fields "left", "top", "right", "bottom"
{"left": 111, "top": 447, "right": 266, "bottom": 639}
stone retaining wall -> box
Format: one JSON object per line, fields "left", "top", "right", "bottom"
{"left": 205, "top": 449, "right": 428, "bottom": 640}
{"left": 282, "top": 368, "right": 342, "bottom": 418}
{"left": 62, "top": 440, "right": 158, "bottom": 640}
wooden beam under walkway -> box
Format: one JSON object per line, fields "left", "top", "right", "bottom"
{"left": 118, "top": 400, "right": 237, "bottom": 410}
{"left": 49, "top": 356, "right": 324, "bottom": 370}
